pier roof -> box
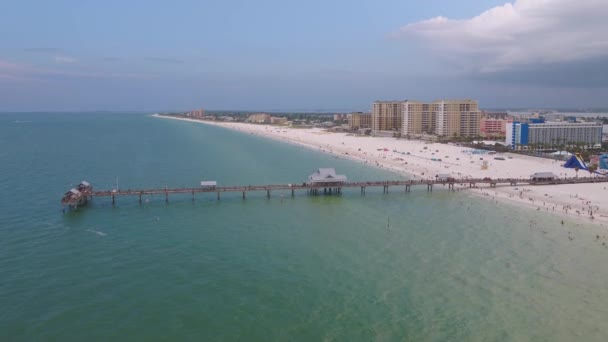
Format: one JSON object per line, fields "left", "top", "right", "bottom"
{"left": 308, "top": 168, "right": 347, "bottom": 184}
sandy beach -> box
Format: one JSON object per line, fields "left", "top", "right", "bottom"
{"left": 155, "top": 115, "right": 608, "bottom": 226}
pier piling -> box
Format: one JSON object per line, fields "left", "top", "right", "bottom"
{"left": 66, "top": 176, "right": 608, "bottom": 209}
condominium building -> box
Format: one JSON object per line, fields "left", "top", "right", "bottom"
{"left": 401, "top": 99, "right": 480, "bottom": 137}
{"left": 433, "top": 99, "right": 481, "bottom": 137}
{"left": 187, "top": 108, "right": 205, "bottom": 119}
{"left": 347, "top": 112, "right": 372, "bottom": 130}
{"left": 402, "top": 101, "right": 433, "bottom": 135}
{"left": 372, "top": 101, "right": 403, "bottom": 134}
{"left": 506, "top": 122, "right": 603, "bottom": 149}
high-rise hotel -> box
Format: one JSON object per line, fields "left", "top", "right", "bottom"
{"left": 373, "top": 99, "right": 481, "bottom": 137}
{"left": 372, "top": 101, "right": 404, "bottom": 134}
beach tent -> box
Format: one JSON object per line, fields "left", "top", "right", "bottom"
{"left": 563, "top": 154, "right": 588, "bottom": 170}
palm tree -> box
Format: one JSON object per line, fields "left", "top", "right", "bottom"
{"left": 588, "top": 164, "right": 598, "bottom": 177}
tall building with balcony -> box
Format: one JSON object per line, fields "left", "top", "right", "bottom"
{"left": 347, "top": 112, "right": 372, "bottom": 130}
{"left": 433, "top": 99, "right": 481, "bottom": 137}
{"left": 372, "top": 101, "right": 404, "bottom": 135}
{"left": 401, "top": 99, "right": 480, "bottom": 137}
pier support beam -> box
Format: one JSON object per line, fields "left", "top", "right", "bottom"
{"left": 361, "top": 186, "right": 365, "bottom": 195}
{"left": 291, "top": 189, "right": 294, "bottom": 197}
{"left": 405, "top": 185, "right": 410, "bottom": 192}
{"left": 139, "top": 193, "right": 142, "bottom": 204}
{"left": 242, "top": 191, "right": 246, "bottom": 200}
{"left": 112, "top": 194, "right": 115, "bottom": 206}
{"left": 267, "top": 190, "right": 270, "bottom": 199}
{"left": 192, "top": 190, "right": 195, "bottom": 202}
{"left": 165, "top": 191, "right": 169, "bottom": 203}
{"left": 217, "top": 192, "right": 220, "bottom": 200}
{"left": 427, "top": 184, "right": 433, "bottom": 192}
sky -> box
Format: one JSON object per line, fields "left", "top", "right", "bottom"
{"left": 1, "top": 0, "right": 607, "bottom": 112}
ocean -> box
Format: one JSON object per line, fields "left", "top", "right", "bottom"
{"left": 1, "top": 112, "right": 607, "bottom": 341}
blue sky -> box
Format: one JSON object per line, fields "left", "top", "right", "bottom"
{"left": 1, "top": 0, "right": 607, "bottom": 111}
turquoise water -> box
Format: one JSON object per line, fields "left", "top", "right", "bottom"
{"left": 1, "top": 113, "right": 608, "bottom": 341}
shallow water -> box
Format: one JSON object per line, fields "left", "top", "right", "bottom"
{"left": 1, "top": 113, "right": 607, "bottom": 341}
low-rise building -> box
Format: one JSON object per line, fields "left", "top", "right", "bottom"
{"left": 270, "top": 117, "right": 288, "bottom": 125}
{"left": 507, "top": 122, "right": 603, "bottom": 149}
{"left": 333, "top": 114, "right": 347, "bottom": 122}
{"left": 480, "top": 118, "right": 511, "bottom": 138}
{"left": 247, "top": 113, "right": 271, "bottom": 124}
{"left": 308, "top": 168, "right": 347, "bottom": 186}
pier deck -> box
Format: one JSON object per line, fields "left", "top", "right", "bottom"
{"left": 62, "top": 176, "right": 607, "bottom": 208}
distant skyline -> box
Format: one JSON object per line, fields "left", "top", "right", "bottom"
{"left": 1, "top": 0, "right": 607, "bottom": 112}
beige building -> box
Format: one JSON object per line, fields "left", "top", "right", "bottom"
{"left": 401, "top": 99, "right": 480, "bottom": 137}
{"left": 270, "top": 117, "right": 288, "bottom": 125}
{"left": 372, "top": 101, "right": 404, "bottom": 134}
{"left": 247, "top": 113, "right": 271, "bottom": 124}
{"left": 187, "top": 108, "right": 205, "bottom": 119}
{"left": 402, "top": 101, "right": 435, "bottom": 135}
{"left": 348, "top": 112, "right": 372, "bottom": 130}
{"left": 433, "top": 99, "right": 481, "bottom": 137}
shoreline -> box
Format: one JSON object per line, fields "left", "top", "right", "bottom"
{"left": 153, "top": 114, "right": 608, "bottom": 227}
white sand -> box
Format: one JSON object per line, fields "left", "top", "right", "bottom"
{"left": 155, "top": 115, "right": 608, "bottom": 226}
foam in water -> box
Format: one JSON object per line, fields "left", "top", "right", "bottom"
{"left": 86, "top": 229, "right": 107, "bottom": 236}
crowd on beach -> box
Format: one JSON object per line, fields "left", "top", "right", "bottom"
{"left": 155, "top": 115, "right": 608, "bottom": 226}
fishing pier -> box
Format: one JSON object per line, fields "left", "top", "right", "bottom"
{"left": 61, "top": 168, "right": 608, "bottom": 210}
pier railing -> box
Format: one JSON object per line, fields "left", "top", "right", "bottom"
{"left": 57, "top": 175, "right": 608, "bottom": 208}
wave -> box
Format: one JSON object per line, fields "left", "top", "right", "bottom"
{"left": 86, "top": 229, "right": 107, "bottom": 236}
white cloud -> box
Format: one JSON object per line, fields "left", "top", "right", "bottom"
{"left": 394, "top": 0, "right": 608, "bottom": 73}
{"left": 54, "top": 56, "right": 77, "bottom": 64}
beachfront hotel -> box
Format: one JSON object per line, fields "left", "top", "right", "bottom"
{"left": 506, "top": 122, "right": 603, "bottom": 149}
{"left": 480, "top": 118, "right": 511, "bottom": 138}
{"left": 372, "top": 101, "right": 403, "bottom": 135}
{"left": 400, "top": 99, "right": 481, "bottom": 137}
{"left": 348, "top": 112, "right": 372, "bottom": 130}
